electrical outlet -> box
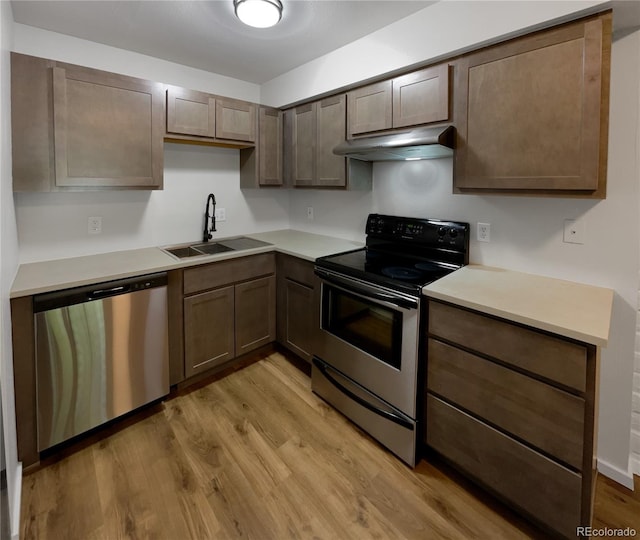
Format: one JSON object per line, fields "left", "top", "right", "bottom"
{"left": 307, "top": 206, "right": 314, "bottom": 220}
{"left": 215, "top": 208, "right": 226, "bottom": 222}
{"left": 88, "top": 216, "right": 102, "bottom": 235}
{"left": 477, "top": 222, "right": 490, "bottom": 242}
{"left": 563, "top": 219, "right": 585, "bottom": 244}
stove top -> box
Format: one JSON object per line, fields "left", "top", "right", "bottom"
{"left": 315, "top": 214, "right": 470, "bottom": 297}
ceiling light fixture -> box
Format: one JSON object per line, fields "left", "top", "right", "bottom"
{"left": 234, "top": 0, "right": 283, "bottom": 28}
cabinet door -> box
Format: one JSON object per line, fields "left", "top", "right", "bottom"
{"left": 276, "top": 254, "right": 319, "bottom": 362}
{"left": 52, "top": 66, "right": 164, "bottom": 188}
{"left": 235, "top": 276, "right": 276, "bottom": 356}
{"left": 259, "top": 107, "right": 283, "bottom": 185}
{"left": 11, "top": 53, "right": 56, "bottom": 192}
{"left": 282, "top": 279, "right": 315, "bottom": 362}
{"left": 392, "top": 64, "right": 449, "bottom": 128}
{"left": 184, "top": 286, "right": 235, "bottom": 377}
{"left": 316, "top": 95, "right": 346, "bottom": 187}
{"left": 454, "top": 14, "right": 610, "bottom": 195}
{"left": 289, "top": 103, "right": 316, "bottom": 186}
{"left": 347, "top": 80, "right": 392, "bottom": 137}
{"left": 215, "top": 97, "right": 256, "bottom": 142}
{"left": 166, "top": 87, "right": 215, "bottom": 137}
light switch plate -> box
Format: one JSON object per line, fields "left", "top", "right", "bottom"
{"left": 215, "top": 208, "right": 226, "bottom": 222}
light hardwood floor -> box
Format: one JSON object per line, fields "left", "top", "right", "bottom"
{"left": 20, "top": 352, "right": 640, "bottom": 539}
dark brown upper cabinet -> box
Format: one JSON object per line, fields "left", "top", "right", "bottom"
{"left": 316, "top": 95, "right": 348, "bottom": 187}
{"left": 165, "top": 86, "right": 256, "bottom": 145}
{"left": 215, "top": 97, "right": 256, "bottom": 142}
{"left": 240, "top": 106, "right": 283, "bottom": 188}
{"left": 392, "top": 64, "right": 450, "bottom": 128}
{"left": 166, "top": 87, "right": 216, "bottom": 138}
{"left": 348, "top": 80, "right": 393, "bottom": 137}
{"left": 453, "top": 12, "right": 611, "bottom": 198}
{"left": 288, "top": 102, "right": 316, "bottom": 186}
{"left": 285, "top": 95, "right": 372, "bottom": 189}
{"left": 288, "top": 96, "right": 346, "bottom": 187}
{"left": 12, "top": 53, "right": 164, "bottom": 191}
{"left": 347, "top": 64, "right": 450, "bottom": 138}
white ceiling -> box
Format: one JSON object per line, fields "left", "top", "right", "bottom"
{"left": 10, "top": 0, "right": 435, "bottom": 84}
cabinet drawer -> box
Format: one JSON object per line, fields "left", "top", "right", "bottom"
{"left": 184, "top": 253, "right": 275, "bottom": 295}
{"left": 426, "top": 394, "right": 582, "bottom": 538}
{"left": 428, "top": 301, "right": 587, "bottom": 392}
{"left": 428, "top": 339, "right": 585, "bottom": 469}
{"left": 276, "top": 253, "right": 315, "bottom": 287}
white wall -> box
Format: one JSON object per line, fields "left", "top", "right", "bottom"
{"left": 289, "top": 28, "right": 640, "bottom": 487}
{"left": 16, "top": 143, "right": 290, "bottom": 262}
{"left": 0, "top": 1, "right": 21, "bottom": 538}
{"left": 633, "top": 309, "right": 640, "bottom": 475}
{"left": 261, "top": 0, "right": 607, "bottom": 107}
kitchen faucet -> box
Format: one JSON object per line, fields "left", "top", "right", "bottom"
{"left": 203, "top": 193, "right": 216, "bottom": 242}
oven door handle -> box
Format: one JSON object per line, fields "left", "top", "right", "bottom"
{"left": 313, "top": 358, "right": 415, "bottom": 430}
{"left": 314, "top": 268, "right": 418, "bottom": 310}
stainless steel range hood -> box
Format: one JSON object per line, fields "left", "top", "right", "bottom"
{"left": 333, "top": 125, "right": 454, "bottom": 162}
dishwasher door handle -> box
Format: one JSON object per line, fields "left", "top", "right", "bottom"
{"left": 87, "top": 285, "right": 130, "bottom": 300}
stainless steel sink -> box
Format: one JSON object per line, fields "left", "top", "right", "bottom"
{"left": 163, "top": 237, "right": 271, "bottom": 259}
{"left": 217, "top": 237, "right": 272, "bottom": 251}
{"left": 192, "top": 243, "right": 235, "bottom": 256}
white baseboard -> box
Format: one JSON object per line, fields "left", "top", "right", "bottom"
{"left": 598, "top": 458, "right": 635, "bottom": 490}
{"left": 632, "top": 454, "right": 640, "bottom": 477}
{"left": 10, "top": 461, "right": 21, "bottom": 540}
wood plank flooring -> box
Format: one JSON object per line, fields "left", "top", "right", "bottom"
{"left": 20, "top": 352, "right": 640, "bottom": 539}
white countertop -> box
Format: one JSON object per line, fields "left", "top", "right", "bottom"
{"left": 10, "top": 230, "right": 363, "bottom": 298}
{"left": 423, "top": 265, "right": 614, "bottom": 347}
{"left": 13, "top": 239, "right": 614, "bottom": 348}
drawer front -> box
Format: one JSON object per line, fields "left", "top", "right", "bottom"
{"left": 184, "top": 253, "right": 275, "bottom": 295}
{"left": 276, "top": 253, "right": 315, "bottom": 287}
{"left": 428, "top": 339, "right": 585, "bottom": 469}
{"left": 428, "top": 301, "right": 587, "bottom": 392}
{"left": 426, "top": 395, "right": 582, "bottom": 538}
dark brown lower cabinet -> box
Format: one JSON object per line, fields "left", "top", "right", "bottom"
{"left": 235, "top": 275, "right": 276, "bottom": 356}
{"left": 425, "top": 299, "right": 598, "bottom": 539}
{"left": 276, "top": 254, "right": 319, "bottom": 363}
{"left": 184, "top": 286, "right": 235, "bottom": 378}
{"left": 181, "top": 254, "right": 276, "bottom": 379}
{"left": 427, "top": 395, "right": 582, "bottom": 538}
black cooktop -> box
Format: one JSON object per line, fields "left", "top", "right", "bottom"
{"left": 315, "top": 214, "right": 470, "bottom": 296}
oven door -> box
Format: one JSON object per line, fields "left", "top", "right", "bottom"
{"left": 315, "top": 269, "right": 419, "bottom": 417}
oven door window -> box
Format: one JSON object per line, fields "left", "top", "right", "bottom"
{"left": 322, "top": 285, "right": 403, "bottom": 369}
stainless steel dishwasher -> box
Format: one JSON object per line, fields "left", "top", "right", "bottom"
{"left": 33, "top": 272, "right": 169, "bottom": 451}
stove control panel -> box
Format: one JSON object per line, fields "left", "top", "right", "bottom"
{"left": 366, "top": 214, "right": 469, "bottom": 249}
